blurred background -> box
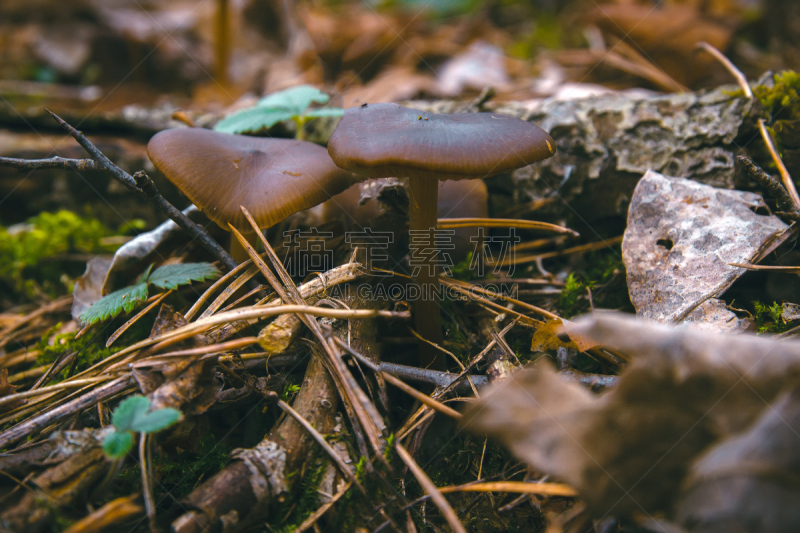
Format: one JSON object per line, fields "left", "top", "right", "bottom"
{"left": 1, "top": 0, "right": 797, "bottom": 304}
{"left": 1, "top": 0, "right": 796, "bottom": 114}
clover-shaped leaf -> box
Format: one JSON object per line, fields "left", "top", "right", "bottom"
{"left": 102, "top": 395, "right": 182, "bottom": 459}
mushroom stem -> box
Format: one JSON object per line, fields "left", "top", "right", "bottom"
{"left": 215, "top": 0, "right": 230, "bottom": 85}
{"left": 408, "top": 175, "right": 445, "bottom": 369}
{"left": 230, "top": 231, "right": 259, "bottom": 264}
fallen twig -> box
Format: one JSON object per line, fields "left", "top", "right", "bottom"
{"left": 737, "top": 155, "right": 800, "bottom": 217}
{"left": 217, "top": 361, "right": 366, "bottom": 494}
{"left": 234, "top": 208, "right": 390, "bottom": 463}
{"left": 331, "top": 337, "right": 463, "bottom": 420}
{"left": 0, "top": 375, "right": 134, "bottom": 451}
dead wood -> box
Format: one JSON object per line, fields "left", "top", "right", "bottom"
{"left": 0, "top": 447, "right": 110, "bottom": 532}
{"left": 171, "top": 353, "right": 338, "bottom": 533}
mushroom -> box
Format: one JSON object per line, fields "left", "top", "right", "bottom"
{"left": 327, "top": 103, "right": 555, "bottom": 366}
{"left": 147, "top": 128, "right": 355, "bottom": 262}
{"left": 323, "top": 178, "right": 489, "bottom": 261}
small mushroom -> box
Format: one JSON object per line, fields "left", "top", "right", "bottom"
{"left": 323, "top": 178, "right": 489, "bottom": 260}
{"left": 327, "top": 103, "right": 555, "bottom": 365}
{"left": 147, "top": 128, "right": 355, "bottom": 262}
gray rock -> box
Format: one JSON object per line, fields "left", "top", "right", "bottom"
{"left": 622, "top": 170, "right": 786, "bottom": 323}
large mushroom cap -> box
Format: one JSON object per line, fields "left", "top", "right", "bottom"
{"left": 327, "top": 103, "right": 556, "bottom": 180}
{"left": 147, "top": 128, "right": 355, "bottom": 232}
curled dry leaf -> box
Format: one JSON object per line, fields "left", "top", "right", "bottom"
{"left": 465, "top": 312, "right": 800, "bottom": 529}
{"left": 676, "top": 383, "right": 800, "bottom": 532}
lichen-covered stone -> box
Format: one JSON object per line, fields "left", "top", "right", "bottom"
{"left": 622, "top": 170, "right": 786, "bottom": 323}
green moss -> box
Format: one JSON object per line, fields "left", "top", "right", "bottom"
{"left": 509, "top": 13, "right": 563, "bottom": 58}
{"left": 754, "top": 71, "right": 800, "bottom": 123}
{"left": 35, "top": 324, "right": 123, "bottom": 382}
{"left": 753, "top": 300, "right": 793, "bottom": 334}
{"left": 449, "top": 251, "right": 475, "bottom": 282}
{"left": 556, "top": 250, "right": 627, "bottom": 318}
{"left": 280, "top": 383, "right": 301, "bottom": 402}
{"left": 0, "top": 209, "right": 138, "bottom": 299}
{"left": 110, "top": 434, "right": 232, "bottom": 507}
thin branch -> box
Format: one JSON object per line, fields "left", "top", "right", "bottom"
{"left": 216, "top": 361, "right": 366, "bottom": 495}
{"left": 395, "top": 443, "right": 467, "bottom": 533}
{"left": 382, "top": 372, "right": 463, "bottom": 420}
{"left": 277, "top": 398, "right": 365, "bottom": 494}
{"left": 0, "top": 376, "right": 134, "bottom": 449}
{"left": 46, "top": 109, "right": 140, "bottom": 191}
{"left": 235, "top": 207, "right": 391, "bottom": 463}
{"left": 330, "top": 336, "right": 463, "bottom": 419}
{"left": 0, "top": 111, "right": 238, "bottom": 272}
{"left": 0, "top": 156, "right": 99, "bottom": 173}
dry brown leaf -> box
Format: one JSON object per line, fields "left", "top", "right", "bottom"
{"left": 0, "top": 368, "right": 17, "bottom": 398}
{"left": 140, "top": 304, "right": 222, "bottom": 414}
{"left": 587, "top": 4, "right": 736, "bottom": 87}
{"left": 676, "top": 383, "right": 800, "bottom": 532}
{"left": 466, "top": 312, "right": 800, "bottom": 526}
{"left": 0, "top": 368, "right": 23, "bottom": 412}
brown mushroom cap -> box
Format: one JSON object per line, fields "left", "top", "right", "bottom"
{"left": 327, "top": 103, "right": 556, "bottom": 181}
{"left": 147, "top": 128, "right": 355, "bottom": 232}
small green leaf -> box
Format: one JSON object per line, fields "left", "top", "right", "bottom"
{"left": 213, "top": 85, "right": 337, "bottom": 135}
{"left": 112, "top": 395, "right": 151, "bottom": 431}
{"left": 303, "top": 108, "right": 344, "bottom": 118}
{"left": 103, "top": 430, "right": 134, "bottom": 459}
{"left": 130, "top": 407, "right": 182, "bottom": 434}
{"left": 79, "top": 282, "right": 149, "bottom": 325}
{"left": 213, "top": 107, "right": 297, "bottom": 134}
{"left": 147, "top": 263, "right": 220, "bottom": 290}
{"left": 256, "top": 85, "right": 330, "bottom": 115}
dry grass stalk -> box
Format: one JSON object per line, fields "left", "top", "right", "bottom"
{"left": 395, "top": 443, "right": 467, "bottom": 533}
